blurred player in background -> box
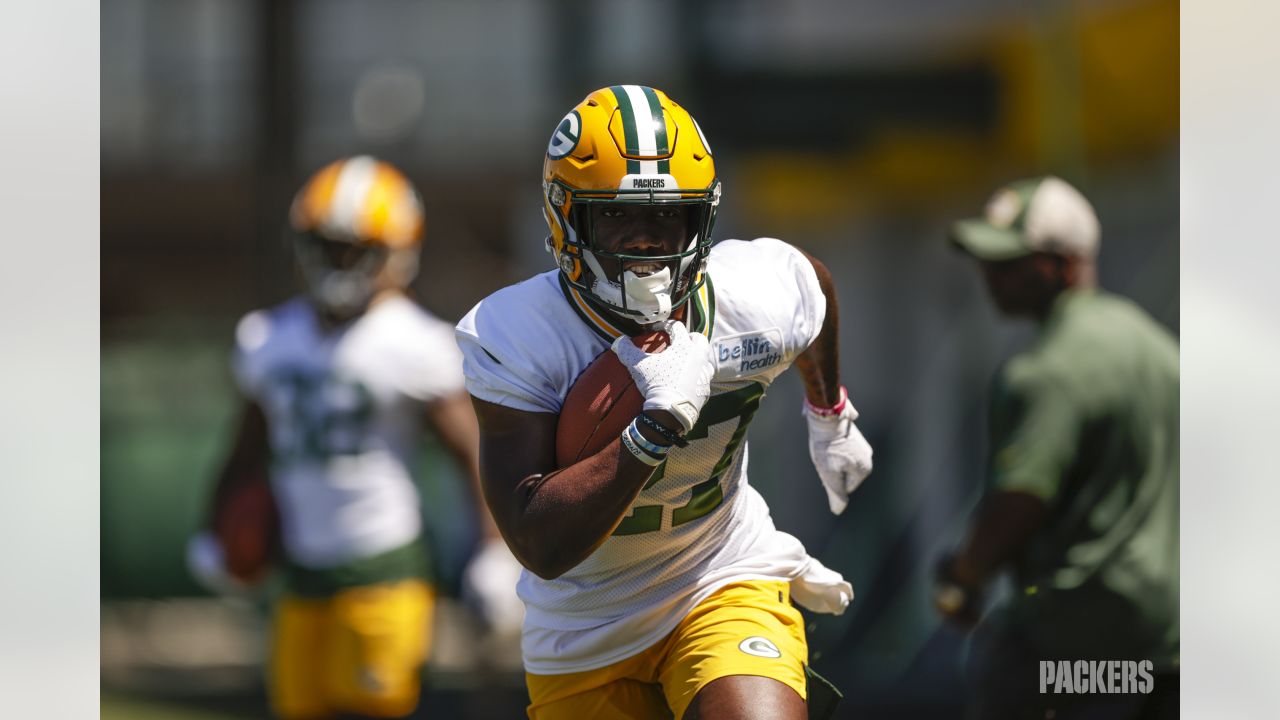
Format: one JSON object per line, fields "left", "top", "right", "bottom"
{"left": 187, "top": 156, "right": 522, "bottom": 720}
{"left": 935, "top": 176, "right": 1179, "bottom": 719}
{"left": 456, "top": 85, "right": 873, "bottom": 719}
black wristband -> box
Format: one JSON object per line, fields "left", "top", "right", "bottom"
{"left": 637, "top": 412, "right": 689, "bottom": 448}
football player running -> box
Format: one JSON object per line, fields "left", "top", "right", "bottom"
{"left": 456, "top": 86, "right": 874, "bottom": 720}
{"left": 187, "top": 156, "right": 521, "bottom": 720}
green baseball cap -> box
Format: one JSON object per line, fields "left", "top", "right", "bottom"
{"left": 951, "top": 176, "right": 1100, "bottom": 261}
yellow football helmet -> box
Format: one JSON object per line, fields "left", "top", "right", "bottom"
{"left": 289, "top": 155, "right": 424, "bottom": 315}
{"left": 543, "top": 85, "right": 720, "bottom": 324}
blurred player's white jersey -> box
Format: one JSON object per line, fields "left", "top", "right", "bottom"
{"left": 457, "top": 238, "right": 833, "bottom": 674}
{"left": 234, "top": 294, "right": 464, "bottom": 568}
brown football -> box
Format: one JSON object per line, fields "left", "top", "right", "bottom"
{"left": 212, "top": 473, "right": 279, "bottom": 582}
{"left": 555, "top": 331, "right": 669, "bottom": 468}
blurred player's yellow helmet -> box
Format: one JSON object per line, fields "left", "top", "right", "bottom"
{"left": 543, "top": 85, "right": 720, "bottom": 325}
{"left": 289, "top": 156, "right": 424, "bottom": 315}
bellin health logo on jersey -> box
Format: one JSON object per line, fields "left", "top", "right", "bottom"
{"left": 716, "top": 329, "right": 783, "bottom": 376}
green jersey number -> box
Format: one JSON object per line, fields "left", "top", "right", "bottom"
{"left": 267, "top": 368, "right": 374, "bottom": 463}
{"left": 613, "top": 383, "right": 764, "bottom": 536}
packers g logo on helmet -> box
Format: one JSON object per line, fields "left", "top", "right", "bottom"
{"left": 289, "top": 155, "right": 424, "bottom": 315}
{"left": 542, "top": 85, "right": 720, "bottom": 325}
{"left": 547, "top": 110, "right": 581, "bottom": 160}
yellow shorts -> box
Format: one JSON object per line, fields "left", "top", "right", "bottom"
{"left": 270, "top": 579, "right": 434, "bottom": 719}
{"left": 526, "top": 580, "right": 808, "bottom": 720}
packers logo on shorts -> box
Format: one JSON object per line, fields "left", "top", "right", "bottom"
{"left": 738, "top": 636, "right": 782, "bottom": 659}
{"left": 547, "top": 110, "right": 581, "bottom": 159}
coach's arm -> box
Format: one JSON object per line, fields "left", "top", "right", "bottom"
{"left": 937, "top": 492, "right": 1048, "bottom": 627}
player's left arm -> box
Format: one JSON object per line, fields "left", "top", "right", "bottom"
{"left": 792, "top": 250, "right": 843, "bottom": 407}
{"left": 792, "top": 249, "right": 874, "bottom": 515}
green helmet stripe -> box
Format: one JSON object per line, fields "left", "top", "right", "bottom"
{"left": 640, "top": 86, "right": 669, "bottom": 155}
{"left": 613, "top": 85, "right": 672, "bottom": 176}
{"left": 610, "top": 85, "right": 642, "bottom": 174}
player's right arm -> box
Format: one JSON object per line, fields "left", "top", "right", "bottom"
{"left": 205, "top": 399, "right": 271, "bottom": 523}
{"left": 469, "top": 318, "right": 715, "bottom": 580}
{"left": 209, "top": 307, "right": 276, "bottom": 522}
{"left": 469, "top": 398, "right": 665, "bottom": 580}
{"left": 187, "top": 398, "right": 272, "bottom": 594}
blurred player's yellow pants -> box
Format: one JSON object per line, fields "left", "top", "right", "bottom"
{"left": 525, "top": 580, "right": 808, "bottom": 720}
{"left": 270, "top": 579, "right": 434, "bottom": 719}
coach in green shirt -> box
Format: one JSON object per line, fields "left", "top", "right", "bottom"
{"left": 937, "top": 176, "right": 1178, "bottom": 719}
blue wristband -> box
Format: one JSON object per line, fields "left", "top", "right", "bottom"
{"left": 621, "top": 422, "right": 665, "bottom": 467}
{"left": 627, "top": 419, "right": 671, "bottom": 458}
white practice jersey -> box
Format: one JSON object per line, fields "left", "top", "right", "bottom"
{"left": 456, "top": 238, "right": 829, "bottom": 674}
{"left": 234, "top": 294, "right": 465, "bottom": 568}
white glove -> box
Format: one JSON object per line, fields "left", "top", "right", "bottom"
{"left": 611, "top": 319, "right": 716, "bottom": 433}
{"left": 805, "top": 394, "right": 873, "bottom": 515}
{"left": 790, "top": 556, "right": 854, "bottom": 615}
{"left": 462, "top": 538, "right": 526, "bottom": 637}
{"left": 185, "top": 532, "right": 252, "bottom": 596}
